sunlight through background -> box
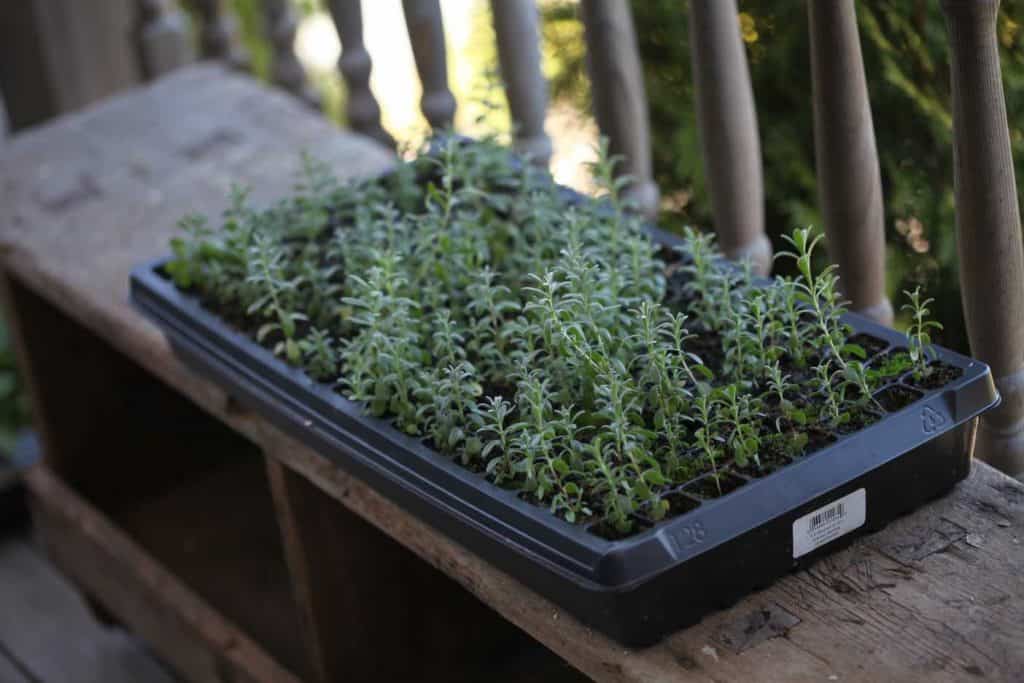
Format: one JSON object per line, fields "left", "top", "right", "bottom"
{"left": 291, "top": 0, "right": 597, "bottom": 190}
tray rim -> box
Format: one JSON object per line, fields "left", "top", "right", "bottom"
{"left": 129, "top": 228, "right": 999, "bottom": 592}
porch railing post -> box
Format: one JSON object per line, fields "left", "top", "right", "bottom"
{"left": 187, "top": 0, "right": 250, "bottom": 71}
{"left": 136, "top": 0, "right": 193, "bottom": 80}
{"left": 808, "top": 0, "right": 892, "bottom": 325}
{"left": 402, "top": 0, "right": 457, "bottom": 131}
{"left": 689, "top": 0, "right": 771, "bottom": 275}
{"left": 942, "top": 0, "right": 1024, "bottom": 477}
{"left": 326, "top": 0, "right": 395, "bottom": 149}
{"left": 264, "top": 0, "right": 321, "bottom": 109}
{"left": 490, "top": 0, "right": 552, "bottom": 166}
{"left": 580, "top": 0, "right": 659, "bottom": 217}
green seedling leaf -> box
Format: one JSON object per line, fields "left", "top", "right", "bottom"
{"left": 843, "top": 343, "right": 867, "bottom": 359}
{"left": 285, "top": 339, "right": 301, "bottom": 364}
{"left": 642, "top": 468, "right": 668, "bottom": 486}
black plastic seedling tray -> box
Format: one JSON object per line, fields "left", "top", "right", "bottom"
{"left": 131, "top": 222, "right": 998, "bottom": 646}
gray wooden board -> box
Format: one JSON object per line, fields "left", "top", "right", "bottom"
{"left": 0, "top": 538, "right": 177, "bottom": 683}
{"left": 0, "top": 648, "right": 30, "bottom": 683}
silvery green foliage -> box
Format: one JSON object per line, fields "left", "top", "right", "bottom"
{"left": 166, "top": 136, "right": 941, "bottom": 537}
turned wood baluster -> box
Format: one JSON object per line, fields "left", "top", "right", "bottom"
{"left": 188, "top": 0, "right": 250, "bottom": 70}
{"left": 490, "top": 0, "right": 552, "bottom": 166}
{"left": 942, "top": 0, "right": 1024, "bottom": 478}
{"left": 135, "top": 0, "right": 193, "bottom": 79}
{"left": 264, "top": 0, "right": 321, "bottom": 109}
{"left": 401, "top": 0, "right": 456, "bottom": 130}
{"left": 808, "top": 1, "right": 892, "bottom": 325}
{"left": 689, "top": 0, "right": 771, "bottom": 275}
{"left": 579, "top": 0, "right": 659, "bottom": 217}
{"left": 326, "top": 0, "right": 395, "bottom": 148}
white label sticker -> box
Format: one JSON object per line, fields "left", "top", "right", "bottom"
{"left": 792, "top": 488, "right": 866, "bottom": 559}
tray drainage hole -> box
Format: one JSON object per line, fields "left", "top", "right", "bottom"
{"left": 685, "top": 472, "right": 747, "bottom": 501}
{"left": 874, "top": 384, "right": 924, "bottom": 413}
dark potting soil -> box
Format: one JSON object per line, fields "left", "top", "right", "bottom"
{"left": 909, "top": 361, "right": 964, "bottom": 391}
{"left": 875, "top": 384, "right": 924, "bottom": 413}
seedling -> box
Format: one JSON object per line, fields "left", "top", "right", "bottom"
{"left": 297, "top": 327, "right": 338, "bottom": 381}
{"left": 778, "top": 229, "right": 861, "bottom": 370}
{"left": 814, "top": 360, "right": 849, "bottom": 428}
{"left": 164, "top": 136, "right": 954, "bottom": 538}
{"left": 475, "top": 396, "right": 520, "bottom": 486}
{"left": 717, "top": 384, "right": 763, "bottom": 469}
{"left": 902, "top": 286, "right": 943, "bottom": 380}
{"left": 419, "top": 361, "right": 483, "bottom": 462}
{"left": 245, "top": 233, "right": 307, "bottom": 363}
{"left": 770, "top": 276, "right": 812, "bottom": 368}
{"left": 690, "top": 387, "right": 724, "bottom": 494}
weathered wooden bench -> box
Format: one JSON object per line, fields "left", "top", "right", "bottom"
{"left": 2, "top": 64, "right": 1024, "bottom": 683}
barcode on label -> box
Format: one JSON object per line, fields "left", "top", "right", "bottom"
{"left": 809, "top": 502, "right": 846, "bottom": 532}
{"left": 793, "top": 489, "right": 866, "bottom": 559}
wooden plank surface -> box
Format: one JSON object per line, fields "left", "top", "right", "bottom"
{"left": 265, "top": 459, "right": 570, "bottom": 683}
{"left": 1, "top": 64, "right": 1023, "bottom": 682}
{"left": 26, "top": 464, "right": 301, "bottom": 683}
{"left": 118, "top": 459, "right": 309, "bottom": 679}
{"left": 0, "top": 537, "right": 177, "bottom": 683}
{"left": 0, "top": 649, "right": 30, "bottom": 683}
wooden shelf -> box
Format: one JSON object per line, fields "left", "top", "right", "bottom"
{"left": 28, "top": 464, "right": 301, "bottom": 683}
{"left": 114, "top": 460, "right": 309, "bottom": 679}
{"left": 5, "top": 270, "right": 310, "bottom": 679}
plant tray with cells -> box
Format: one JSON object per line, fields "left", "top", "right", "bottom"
{"left": 131, "top": 138, "right": 998, "bottom": 645}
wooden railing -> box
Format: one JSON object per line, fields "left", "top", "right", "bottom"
{"left": 114, "top": 0, "right": 1024, "bottom": 477}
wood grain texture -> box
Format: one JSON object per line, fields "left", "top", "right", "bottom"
{"left": 490, "top": 0, "right": 552, "bottom": 165}
{"left": 401, "top": 0, "right": 456, "bottom": 130}
{"left": 689, "top": 0, "right": 771, "bottom": 275}
{"left": 121, "top": 459, "right": 310, "bottom": 678}
{"left": 0, "top": 2, "right": 57, "bottom": 130}
{"left": 2, "top": 64, "right": 1023, "bottom": 682}
{"left": 941, "top": 0, "right": 1024, "bottom": 477}
{"left": 266, "top": 459, "right": 533, "bottom": 683}
{"left": 327, "top": 0, "right": 396, "bottom": 148}
{"left": 808, "top": 0, "right": 892, "bottom": 325}
{"left": 0, "top": 538, "right": 177, "bottom": 683}
{"left": 4, "top": 246, "right": 310, "bottom": 680}
{"left": 0, "top": 0, "right": 142, "bottom": 129}
{"left": 26, "top": 465, "right": 301, "bottom": 683}
{"left": 580, "top": 0, "right": 659, "bottom": 216}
